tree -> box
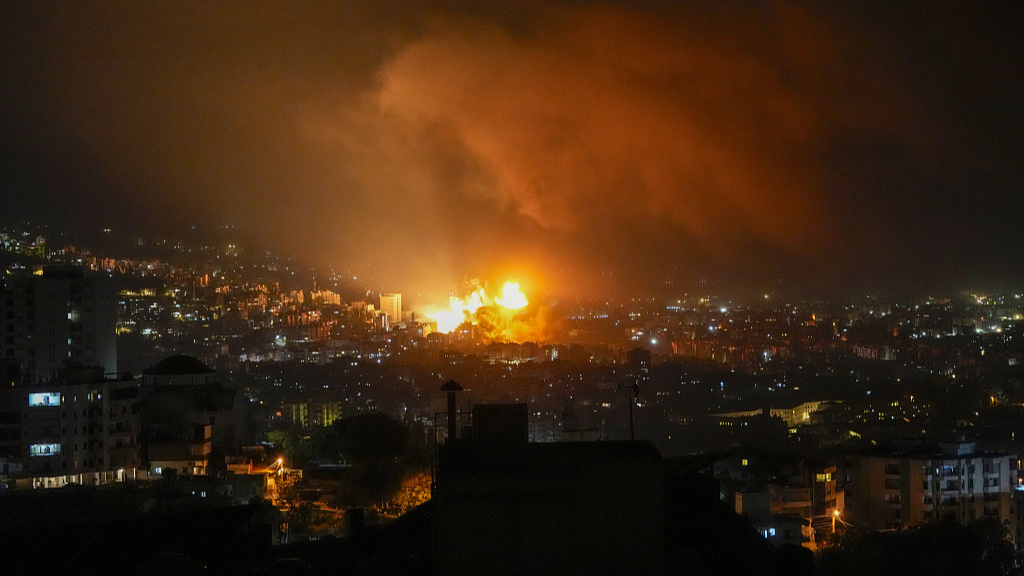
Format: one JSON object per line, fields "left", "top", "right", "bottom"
{"left": 326, "top": 413, "right": 409, "bottom": 461}
{"left": 267, "top": 429, "right": 323, "bottom": 468}
{"left": 816, "top": 516, "right": 1019, "bottom": 576}
{"left": 967, "top": 517, "right": 1018, "bottom": 576}
{"left": 321, "top": 414, "right": 417, "bottom": 509}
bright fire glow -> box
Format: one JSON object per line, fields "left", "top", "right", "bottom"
{"left": 495, "top": 282, "right": 528, "bottom": 310}
{"left": 427, "top": 281, "right": 529, "bottom": 334}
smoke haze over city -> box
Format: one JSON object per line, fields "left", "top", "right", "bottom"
{"left": 1, "top": 1, "right": 1021, "bottom": 300}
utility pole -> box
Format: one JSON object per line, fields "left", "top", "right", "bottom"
{"left": 441, "top": 380, "right": 463, "bottom": 442}
{"left": 618, "top": 382, "right": 639, "bottom": 441}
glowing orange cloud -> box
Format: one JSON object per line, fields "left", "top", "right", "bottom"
{"left": 305, "top": 4, "right": 929, "bottom": 297}
{"left": 375, "top": 4, "right": 837, "bottom": 253}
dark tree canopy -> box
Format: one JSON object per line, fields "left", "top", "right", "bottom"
{"left": 817, "top": 516, "right": 1018, "bottom": 576}
{"left": 328, "top": 413, "right": 410, "bottom": 461}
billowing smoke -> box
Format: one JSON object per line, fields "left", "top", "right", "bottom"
{"left": 2, "top": 3, "right": 1019, "bottom": 298}
{"left": 472, "top": 301, "right": 563, "bottom": 344}
{"left": 345, "top": 2, "right": 919, "bottom": 296}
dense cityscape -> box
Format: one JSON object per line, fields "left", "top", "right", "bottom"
{"left": 3, "top": 221, "right": 1024, "bottom": 573}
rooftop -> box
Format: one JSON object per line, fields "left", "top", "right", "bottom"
{"left": 143, "top": 354, "right": 215, "bottom": 376}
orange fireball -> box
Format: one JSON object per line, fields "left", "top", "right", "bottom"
{"left": 427, "top": 281, "right": 529, "bottom": 334}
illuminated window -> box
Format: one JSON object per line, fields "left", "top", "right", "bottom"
{"left": 29, "top": 443, "right": 61, "bottom": 456}
{"left": 28, "top": 393, "right": 60, "bottom": 407}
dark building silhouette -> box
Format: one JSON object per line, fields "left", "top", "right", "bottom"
{"left": 139, "top": 354, "right": 251, "bottom": 476}
{"left": 0, "top": 266, "right": 117, "bottom": 384}
{"left": 141, "top": 354, "right": 217, "bottom": 387}
{"left": 434, "top": 402, "right": 665, "bottom": 576}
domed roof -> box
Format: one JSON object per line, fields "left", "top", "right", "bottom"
{"left": 143, "top": 354, "right": 215, "bottom": 376}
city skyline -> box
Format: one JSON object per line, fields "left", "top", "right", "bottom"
{"left": 1, "top": 2, "right": 1021, "bottom": 301}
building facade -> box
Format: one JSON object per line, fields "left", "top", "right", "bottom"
{"left": 0, "top": 266, "right": 117, "bottom": 383}
{"left": 0, "top": 367, "right": 143, "bottom": 489}
{"left": 139, "top": 354, "right": 250, "bottom": 473}
{"left": 847, "top": 441, "right": 1017, "bottom": 538}
{"left": 379, "top": 293, "right": 401, "bottom": 328}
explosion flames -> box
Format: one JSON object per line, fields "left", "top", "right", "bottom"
{"left": 427, "top": 281, "right": 530, "bottom": 339}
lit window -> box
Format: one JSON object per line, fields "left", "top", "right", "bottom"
{"left": 29, "top": 443, "right": 61, "bottom": 456}
{"left": 28, "top": 393, "right": 60, "bottom": 407}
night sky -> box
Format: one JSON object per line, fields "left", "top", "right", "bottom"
{"left": 0, "top": 2, "right": 1020, "bottom": 301}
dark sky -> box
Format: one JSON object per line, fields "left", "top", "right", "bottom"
{"left": 0, "top": 1, "right": 1021, "bottom": 302}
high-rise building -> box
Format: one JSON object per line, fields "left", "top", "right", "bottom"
{"left": 379, "top": 293, "right": 401, "bottom": 327}
{"left": 0, "top": 266, "right": 117, "bottom": 383}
